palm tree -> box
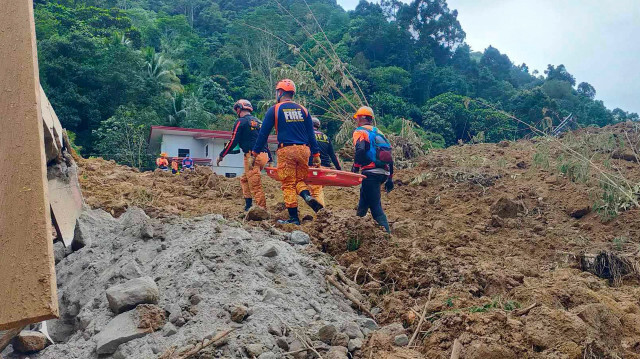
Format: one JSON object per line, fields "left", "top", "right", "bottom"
{"left": 144, "top": 48, "right": 183, "bottom": 96}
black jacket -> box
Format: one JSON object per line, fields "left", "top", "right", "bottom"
{"left": 220, "top": 115, "right": 271, "bottom": 160}
{"left": 308, "top": 130, "right": 341, "bottom": 170}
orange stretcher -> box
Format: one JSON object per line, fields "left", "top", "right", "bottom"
{"left": 265, "top": 167, "right": 366, "bottom": 187}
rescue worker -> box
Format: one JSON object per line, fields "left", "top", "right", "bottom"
{"left": 351, "top": 106, "right": 394, "bottom": 233}
{"left": 156, "top": 153, "right": 169, "bottom": 171}
{"left": 182, "top": 155, "right": 194, "bottom": 171}
{"left": 171, "top": 158, "right": 179, "bottom": 174}
{"left": 217, "top": 99, "right": 272, "bottom": 210}
{"left": 251, "top": 79, "right": 322, "bottom": 225}
{"left": 308, "top": 117, "right": 341, "bottom": 207}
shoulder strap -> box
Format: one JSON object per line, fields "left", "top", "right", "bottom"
{"left": 274, "top": 103, "right": 283, "bottom": 134}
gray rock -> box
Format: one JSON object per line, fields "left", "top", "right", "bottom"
{"left": 348, "top": 338, "right": 363, "bottom": 352}
{"left": 141, "top": 222, "right": 154, "bottom": 239}
{"left": 326, "top": 346, "right": 349, "bottom": 359}
{"left": 343, "top": 322, "right": 364, "bottom": 339}
{"left": 106, "top": 277, "right": 159, "bottom": 314}
{"left": 72, "top": 210, "right": 113, "bottom": 251}
{"left": 260, "top": 245, "right": 278, "bottom": 258}
{"left": 290, "top": 230, "right": 310, "bottom": 245}
{"left": 318, "top": 324, "right": 337, "bottom": 344}
{"left": 359, "top": 318, "right": 379, "bottom": 331}
{"left": 245, "top": 343, "right": 264, "bottom": 357}
{"left": 53, "top": 241, "right": 66, "bottom": 264}
{"left": 268, "top": 323, "right": 284, "bottom": 336}
{"left": 162, "top": 322, "right": 177, "bottom": 337}
{"left": 289, "top": 340, "right": 307, "bottom": 359}
{"left": 258, "top": 353, "right": 278, "bottom": 359}
{"left": 394, "top": 334, "right": 409, "bottom": 347}
{"left": 95, "top": 310, "right": 149, "bottom": 354}
{"left": 305, "top": 308, "right": 316, "bottom": 317}
{"left": 332, "top": 332, "right": 349, "bottom": 347}
{"left": 12, "top": 330, "right": 47, "bottom": 353}
{"left": 275, "top": 337, "right": 289, "bottom": 350}
{"left": 119, "top": 207, "right": 151, "bottom": 236}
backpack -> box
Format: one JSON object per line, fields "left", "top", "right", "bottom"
{"left": 357, "top": 126, "right": 393, "bottom": 167}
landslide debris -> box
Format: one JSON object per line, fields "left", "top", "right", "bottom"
{"left": 34, "top": 122, "right": 640, "bottom": 358}
{"left": 3, "top": 207, "right": 377, "bottom": 359}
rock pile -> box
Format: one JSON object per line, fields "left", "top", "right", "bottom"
{"left": 2, "top": 207, "right": 376, "bottom": 359}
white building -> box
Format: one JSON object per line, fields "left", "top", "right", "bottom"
{"left": 149, "top": 126, "right": 278, "bottom": 177}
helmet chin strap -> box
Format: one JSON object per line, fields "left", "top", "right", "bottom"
{"left": 276, "top": 90, "right": 283, "bottom": 103}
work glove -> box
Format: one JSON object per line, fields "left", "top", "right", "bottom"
{"left": 351, "top": 165, "right": 359, "bottom": 173}
{"left": 216, "top": 156, "right": 223, "bottom": 167}
{"left": 247, "top": 153, "right": 256, "bottom": 170}
{"left": 385, "top": 178, "right": 394, "bottom": 193}
{"left": 312, "top": 155, "right": 321, "bottom": 167}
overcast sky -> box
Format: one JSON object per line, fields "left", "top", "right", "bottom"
{"left": 337, "top": 0, "right": 640, "bottom": 114}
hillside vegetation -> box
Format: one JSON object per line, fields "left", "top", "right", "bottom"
{"left": 35, "top": 0, "right": 638, "bottom": 169}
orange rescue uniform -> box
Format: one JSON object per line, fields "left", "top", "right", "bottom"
{"left": 241, "top": 152, "right": 269, "bottom": 208}
{"left": 156, "top": 157, "right": 168, "bottom": 169}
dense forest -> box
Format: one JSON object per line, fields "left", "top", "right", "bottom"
{"left": 34, "top": 0, "right": 639, "bottom": 167}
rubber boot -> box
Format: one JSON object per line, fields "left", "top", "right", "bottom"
{"left": 300, "top": 190, "right": 323, "bottom": 213}
{"left": 374, "top": 214, "right": 391, "bottom": 234}
{"left": 278, "top": 207, "right": 301, "bottom": 225}
{"left": 244, "top": 198, "right": 253, "bottom": 211}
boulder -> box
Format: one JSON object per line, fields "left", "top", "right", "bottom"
{"left": 318, "top": 324, "right": 337, "bottom": 344}
{"left": 231, "top": 305, "right": 249, "bottom": 323}
{"left": 289, "top": 340, "right": 307, "bottom": 359}
{"left": 95, "top": 304, "right": 166, "bottom": 355}
{"left": 332, "top": 332, "right": 349, "bottom": 347}
{"left": 259, "top": 245, "right": 278, "bottom": 258}
{"left": 71, "top": 209, "right": 115, "bottom": 251}
{"left": 245, "top": 343, "right": 264, "bottom": 357}
{"left": 359, "top": 318, "right": 379, "bottom": 331}
{"left": 348, "top": 338, "right": 363, "bottom": 352}
{"left": 326, "top": 346, "right": 348, "bottom": 359}
{"left": 490, "top": 197, "right": 524, "bottom": 219}
{"left": 343, "top": 322, "right": 364, "bottom": 339}
{"left": 290, "top": 230, "right": 310, "bottom": 245}
{"left": 106, "top": 277, "right": 159, "bottom": 314}
{"left": 12, "top": 330, "right": 47, "bottom": 353}
{"left": 394, "top": 334, "right": 409, "bottom": 347}
{"left": 246, "top": 206, "right": 270, "bottom": 221}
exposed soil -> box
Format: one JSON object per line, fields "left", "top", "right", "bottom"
{"left": 76, "top": 122, "right": 640, "bottom": 358}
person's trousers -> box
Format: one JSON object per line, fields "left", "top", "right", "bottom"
{"left": 357, "top": 173, "right": 388, "bottom": 223}
{"left": 240, "top": 152, "right": 268, "bottom": 208}
{"left": 277, "top": 145, "right": 310, "bottom": 208}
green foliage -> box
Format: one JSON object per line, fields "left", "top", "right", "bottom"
{"left": 34, "top": 0, "right": 631, "bottom": 166}
{"left": 594, "top": 181, "right": 640, "bottom": 222}
{"left": 347, "top": 237, "right": 362, "bottom": 252}
{"left": 93, "top": 105, "right": 160, "bottom": 169}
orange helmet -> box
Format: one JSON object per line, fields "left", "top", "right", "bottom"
{"left": 233, "top": 99, "right": 253, "bottom": 113}
{"left": 353, "top": 106, "right": 375, "bottom": 119}
{"left": 276, "top": 79, "right": 296, "bottom": 93}
{"left": 160, "top": 152, "right": 168, "bottom": 157}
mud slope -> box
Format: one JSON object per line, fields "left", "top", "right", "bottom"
{"left": 77, "top": 122, "right": 640, "bottom": 358}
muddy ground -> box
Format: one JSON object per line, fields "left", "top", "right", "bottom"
{"left": 77, "top": 122, "right": 640, "bottom": 358}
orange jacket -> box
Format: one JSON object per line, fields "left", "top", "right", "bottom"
{"left": 171, "top": 160, "right": 179, "bottom": 170}
{"left": 156, "top": 158, "right": 168, "bottom": 167}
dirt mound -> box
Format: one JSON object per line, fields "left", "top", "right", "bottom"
{"left": 6, "top": 208, "right": 374, "bottom": 359}
{"left": 71, "top": 123, "right": 640, "bottom": 358}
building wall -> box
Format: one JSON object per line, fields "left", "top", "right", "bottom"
{"left": 160, "top": 134, "right": 205, "bottom": 158}
{"left": 160, "top": 134, "right": 279, "bottom": 178}
{"left": 209, "top": 138, "right": 245, "bottom": 177}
